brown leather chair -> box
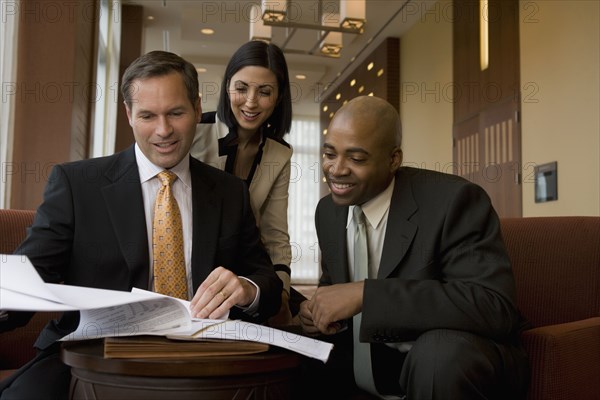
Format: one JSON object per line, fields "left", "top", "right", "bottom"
{"left": 0, "top": 209, "right": 59, "bottom": 381}
{"left": 501, "top": 217, "right": 600, "bottom": 400}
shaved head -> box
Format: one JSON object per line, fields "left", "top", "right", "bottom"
{"left": 331, "top": 96, "right": 402, "bottom": 150}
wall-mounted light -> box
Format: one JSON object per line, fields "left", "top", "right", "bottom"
{"left": 480, "top": 0, "right": 489, "bottom": 70}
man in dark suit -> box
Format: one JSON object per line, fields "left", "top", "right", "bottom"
{"left": 298, "top": 96, "right": 529, "bottom": 399}
{"left": 0, "top": 51, "right": 281, "bottom": 400}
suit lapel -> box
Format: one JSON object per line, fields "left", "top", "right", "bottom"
{"left": 248, "top": 138, "right": 291, "bottom": 212}
{"left": 189, "top": 158, "right": 221, "bottom": 291}
{"left": 378, "top": 171, "right": 418, "bottom": 279}
{"left": 101, "top": 146, "right": 149, "bottom": 289}
{"left": 331, "top": 204, "right": 351, "bottom": 283}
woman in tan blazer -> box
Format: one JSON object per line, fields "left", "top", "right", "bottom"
{"left": 191, "top": 41, "right": 294, "bottom": 325}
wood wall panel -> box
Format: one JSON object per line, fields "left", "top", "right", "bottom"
{"left": 114, "top": 5, "right": 144, "bottom": 153}
{"left": 70, "top": 0, "right": 98, "bottom": 161}
{"left": 453, "top": 1, "right": 481, "bottom": 122}
{"left": 10, "top": 0, "right": 98, "bottom": 210}
{"left": 453, "top": 0, "right": 522, "bottom": 217}
{"left": 319, "top": 37, "right": 400, "bottom": 197}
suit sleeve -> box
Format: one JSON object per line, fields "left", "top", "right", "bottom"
{"left": 1, "top": 165, "right": 74, "bottom": 332}
{"left": 227, "top": 179, "right": 283, "bottom": 322}
{"left": 15, "top": 164, "right": 74, "bottom": 283}
{"left": 361, "top": 182, "right": 522, "bottom": 342}
{"left": 314, "top": 198, "right": 335, "bottom": 287}
{"left": 257, "top": 156, "right": 292, "bottom": 293}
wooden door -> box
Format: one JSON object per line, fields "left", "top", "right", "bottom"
{"left": 454, "top": 99, "right": 522, "bottom": 217}
{"left": 453, "top": 0, "right": 522, "bottom": 218}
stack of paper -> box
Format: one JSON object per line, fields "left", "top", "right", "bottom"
{"left": 103, "top": 336, "right": 269, "bottom": 358}
{"left": 0, "top": 255, "right": 333, "bottom": 362}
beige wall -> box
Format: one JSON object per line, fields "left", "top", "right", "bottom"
{"left": 520, "top": 0, "right": 600, "bottom": 216}
{"left": 400, "top": 0, "right": 454, "bottom": 173}
{"left": 400, "top": 0, "right": 600, "bottom": 217}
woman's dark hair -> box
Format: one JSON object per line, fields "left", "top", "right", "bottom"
{"left": 121, "top": 50, "right": 199, "bottom": 109}
{"left": 217, "top": 41, "right": 292, "bottom": 139}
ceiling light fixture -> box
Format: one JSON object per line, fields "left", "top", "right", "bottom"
{"left": 261, "top": 0, "right": 286, "bottom": 23}
{"left": 249, "top": 4, "right": 272, "bottom": 42}
{"left": 249, "top": 0, "right": 366, "bottom": 58}
{"left": 320, "top": 13, "right": 342, "bottom": 57}
{"left": 340, "top": 0, "right": 366, "bottom": 30}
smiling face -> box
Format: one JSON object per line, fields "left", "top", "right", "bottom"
{"left": 227, "top": 66, "right": 278, "bottom": 137}
{"left": 322, "top": 97, "right": 402, "bottom": 206}
{"left": 125, "top": 72, "right": 201, "bottom": 169}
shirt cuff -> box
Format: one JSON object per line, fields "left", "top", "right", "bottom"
{"left": 236, "top": 276, "right": 260, "bottom": 316}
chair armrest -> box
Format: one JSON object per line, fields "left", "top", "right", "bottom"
{"left": 521, "top": 317, "right": 600, "bottom": 400}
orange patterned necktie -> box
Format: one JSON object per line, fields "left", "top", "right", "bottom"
{"left": 152, "top": 170, "right": 188, "bottom": 300}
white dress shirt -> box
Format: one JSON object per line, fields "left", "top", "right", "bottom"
{"left": 346, "top": 177, "right": 413, "bottom": 353}
{"left": 346, "top": 178, "right": 395, "bottom": 280}
{"left": 134, "top": 144, "right": 260, "bottom": 313}
{"left": 135, "top": 144, "right": 194, "bottom": 298}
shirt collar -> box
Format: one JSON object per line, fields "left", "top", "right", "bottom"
{"left": 134, "top": 143, "right": 191, "bottom": 188}
{"left": 347, "top": 177, "right": 395, "bottom": 229}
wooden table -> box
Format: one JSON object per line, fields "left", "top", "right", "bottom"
{"left": 61, "top": 340, "right": 301, "bottom": 400}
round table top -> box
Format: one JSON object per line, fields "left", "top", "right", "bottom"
{"left": 61, "top": 339, "right": 301, "bottom": 378}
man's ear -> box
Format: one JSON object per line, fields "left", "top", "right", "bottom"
{"left": 195, "top": 96, "right": 202, "bottom": 123}
{"left": 124, "top": 101, "right": 133, "bottom": 126}
{"left": 390, "top": 147, "right": 403, "bottom": 172}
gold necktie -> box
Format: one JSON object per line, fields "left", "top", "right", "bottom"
{"left": 352, "top": 206, "right": 378, "bottom": 395}
{"left": 153, "top": 171, "right": 188, "bottom": 300}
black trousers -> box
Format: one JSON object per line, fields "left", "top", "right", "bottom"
{"left": 295, "top": 329, "right": 530, "bottom": 400}
{"left": 0, "top": 343, "right": 70, "bottom": 400}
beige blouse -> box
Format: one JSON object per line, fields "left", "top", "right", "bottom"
{"left": 191, "top": 113, "right": 293, "bottom": 293}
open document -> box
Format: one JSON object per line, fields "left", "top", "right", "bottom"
{"left": 168, "top": 319, "right": 334, "bottom": 362}
{"left": 0, "top": 255, "right": 333, "bottom": 362}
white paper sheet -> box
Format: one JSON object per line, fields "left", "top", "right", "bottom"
{"left": 171, "top": 319, "right": 334, "bottom": 363}
{"left": 63, "top": 296, "right": 193, "bottom": 341}
{"left": 0, "top": 255, "right": 160, "bottom": 310}
{"left": 0, "top": 255, "right": 333, "bottom": 362}
{"left": 0, "top": 254, "right": 64, "bottom": 304}
{"left": 0, "top": 287, "right": 77, "bottom": 311}
{"left": 131, "top": 287, "right": 229, "bottom": 321}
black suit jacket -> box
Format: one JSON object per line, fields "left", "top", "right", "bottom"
{"left": 11, "top": 145, "right": 281, "bottom": 349}
{"left": 315, "top": 167, "right": 524, "bottom": 386}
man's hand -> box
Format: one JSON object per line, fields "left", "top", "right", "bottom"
{"left": 300, "top": 282, "right": 364, "bottom": 335}
{"left": 190, "top": 266, "right": 256, "bottom": 319}
{"left": 299, "top": 299, "right": 320, "bottom": 335}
